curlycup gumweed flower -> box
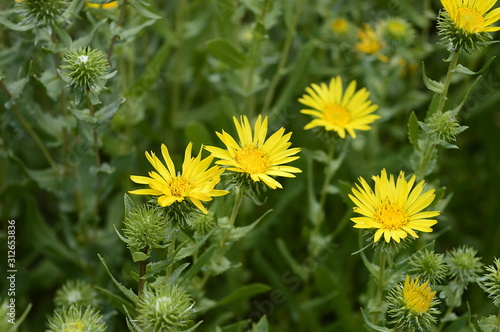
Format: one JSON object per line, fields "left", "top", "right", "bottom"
{"left": 85, "top": 1, "right": 118, "bottom": 9}
{"left": 205, "top": 115, "right": 301, "bottom": 190}
{"left": 438, "top": 0, "right": 500, "bottom": 52}
{"left": 348, "top": 169, "right": 440, "bottom": 243}
{"left": 387, "top": 275, "right": 440, "bottom": 332}
{"left": 15, "top": 0, "right": 68, "bottom": 27}
{"left": 47, "top": 306, "right": 107, "bottom": 332}
{"left": 298, "top": 76, "right": 380, "bottom": 139}
{"left": 137, "top": 284, "right": 196, "bottom": 332}
{"left": 60, "top": 46, "right": 114, "bottom": 104}
{"left": 129, "top": 143, "right": 228, "bottom": 216}
{"left": 479, "top": 258, "right": 500, "bottom": 307}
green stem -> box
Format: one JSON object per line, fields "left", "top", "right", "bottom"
{"left": 1, "top": 80, "right": 60, "bottom": 174}
{"left": 107, "top": 0, "right": 128, "bottom": 60}
{"left": 138, "top": 246, "right": 149, "bottom": 299}
{"left": 417, "top": 143, "right": 436, "bottom": 179}
{"left": 436, "top": 50, "right": 461, "bottom": 115}
{"left": 437, "top": 290, "right": 458, "bottom": 332}
{"left": 261, "top": 0, "right": 304, "bottom": 115}
{"left": 166, "top": 232, "right": 177, "bottom": 278}
{"left": 242, "top": 0, "right": 270, "bottom": 118}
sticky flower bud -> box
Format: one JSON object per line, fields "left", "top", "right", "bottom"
{"left": 420, "top": 110, "right": 468, "bottom": 149}
{"left": 137, "top": 284, "right": 196, "bottom": 332}
{"left": 15, "top": 0, "right": 68, "bottom": 27}
{"left": 445, "top": 245, "right": 483, "bottom": 287}
{"left": 122, "top": 204, "right": 171, "bottom": 252}
{"left": 409, "top": 249, "right": 449, "bottom": 284}
{"left": 47, "top": 306, "right": 107, "bottom": 332}
{"left": 387, "top": 275, "right": 440, "bottom": 332}
{"left": 479, "top": 258, "right": 500, "bottom": 307}
{"left": 54, "top": 280, "right": 99, "bottom": 309}
{"left": 60, "top": 47, "right": 113, "bottom": 104}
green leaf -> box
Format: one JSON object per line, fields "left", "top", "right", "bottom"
{"left": 52, "top": 23, "right": 72, "bottom": 48}
{"left": 180, "top": 245, "right": 216, "bottom": 285}
{"left": 132, "top": 251, "right": 150, "bottom": 262}
{"left": 175, "top": 231, "right": 213, "bottom": 261}
{"left": 72, "top": 19, "right": 106, "bottom": 50}
{"left": 276, "top": 238, "right": 308, "bottom": 280}
{"left": 119, "top": 19, "right": 157, "bottom": 40}
{"left": 129, "top": 0, "right": 162, "bottom": 19}
{"left": 95, "top": 97, "right": 125, "bottom": 123}
{"left": 229, "top": 209, "right": 272, "bottom": 241}
{"left": 408, "top": 111, "right": 420, "bottom": 151}
{"left": 206, "top": 38, "right": 247, "bottom": 69}
{"left": 452, "top": 64, "right": 477, "bottom": 75}
{"left": 422, "top": 62, "right": 444, "bottom": 94}
{"left": 360, "top": 308, "right": 394, "bottom": 332}
{"left": 251, "top": 315, "right": 269, "bottom": 332}
{"left": 218, "top": 283, "right": 271, "bottom": 306}
{"left": 98, "top": 254, "right": 138, "bottom": 303}
{"left": 0, "top": 16, "right": 32, "bottom": 31}
{"left": 124, "top": 193, "right": 135, "bottom": 216}
{"left": 95, "top": 286, "right": 135, "bottom": 316}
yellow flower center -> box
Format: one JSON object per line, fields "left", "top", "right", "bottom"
{"left": 375, "top": 204, "right": 408, "bottom": 229}
{"left": 403, "top": 280, "right": 435, "bottom": 314}
{"left": 457, "top": 7, "right": 485, "bottom": 33}
{"left": 169, "top": 177, "right": 192, "bottom": 198}
{"left": 324, "top": 104, "right": 351, "bottom": 127}
{"left": 235, "top": 147, "right": 270, "bottom": 174}
{"left": 64, "top": 321, "right": 84, "bottom": 332}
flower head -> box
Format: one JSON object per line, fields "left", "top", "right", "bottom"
{"left": 480, "top": 258, "right": 500, "bottom": 307}
{"left": 54, "top": 280, "right": 99, "bottom": 309}
{"left": 129, "top": 143, "right": 229, "bottom": 216}
{"left": 137, "top": 284, "right": 195, "bottom": 332}
{"left": 47, "top": 306, "right": 107, "bottom": 332}
{"left": 330, "top": 18, "right": 355, "bottom": 40}
{"left": 356, "top": 24, "right": 384, "bottom": 55}
{"left": 387, "top": 275, "right": 440, "bottom": 331}
{"left": 438, "top": 0, "right": 500, "bottom": 52}
{"left": 378, "top": 17, "right": 415, "bottom": 48}
{"left": 445, "top": 245, "right": 483, "bottom": 286}
{"left": 298, "top": 76, "right": 380, "bottom": 139}
{"left": 205, "top": 115, "right": 301, "bottom": 190}
{"left": 349, "top": 169, "right": 440, "bottom": 243}
{"left": 409, "top": 249, "right": 449, "bottom": 284}
{"left": 15, "top": 0, "right": 68, "bottom": 27}
{"left": 419, "top": 110, "right": 468, "bottom": 149}
{"left": 122, "top": 204, "right": 171, "bottom": 251}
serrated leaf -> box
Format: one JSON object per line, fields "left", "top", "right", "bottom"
{"left": 218, "top": 283, "right": 271, "bottom": 306}
{"left": 95, "top": 97, "right": 125, "bottom": 123}
{"left": 206, "top": 38, "right": 247, "bottom": 69}
{"left": 408, "top": 111, "right": 420, "bottom": 151}
{"left": 129, "top": 0, "right": 162, "bottom": 19}
{"left": 132, "top": 251, "right": 150, "bottom": 262}
{"left": 422, "top": 62, "right": 444, "bottom": 94}
{"left": 452, "top": 64, "right": 477, "bottom": 75}
{"left": 98, "top": 254, "right": 138, "bottom": 303}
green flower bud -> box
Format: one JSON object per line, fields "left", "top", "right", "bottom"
{"left": 420, "top": 110, "right": 468, "bottom": 149}
{"left": 60, "top": 47, "right": 112, "bottom": 104}
{"left": 409, "top": 249, "right": 449, "bottom": 284}
{"left": 479, "top": 258, "right": 500, "bottom": 307}
{"left": 189, "top": 211, "right": 216, "bottom": 237}
{"left": 387, "top": 275, "right": 441, "bottom": 332}
{"left": 54, "top": 280, "right": 99, "bottom": 309}
{"left": 378, "top": 17, "right": 415, "bottom": 49}
{"left": 47, "top": 306, "right": 107, "bottom": 332}
{"left": 15, "top": 0, "right": 68, "bottom": 27}
{"left": 122, "top": 204, "right": 171, "bottom": 252}
{"left": 478, "top": 315, "right": 500, "bottom": 332}
{"left": 445, "top": 245, "right": 483, "bottom": 287}
{"left": 137, "top": 284, "right": 196, "bottom": 332}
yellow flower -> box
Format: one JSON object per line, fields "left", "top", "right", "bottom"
{"left": 356, "top": 24, "right": 384, "bottom": 54}
{"left": 85, "top": 1, "right": 118, "bottom": 9}
{"left": 349, "top": 169, "right": 440, "bottom": 243}
{"left": 129, "top": 143, "right": 228, "bottom": 214}
{"left": 331, "top": 18, "right": 349, "bottom": 34}
{"left": 403, "top": 276, "right": 437, "bottom": 314}
{"left": 298, "top": 76, "right": 380, "bottom": 138}
{"left": 205, "top": 115, "right": 301, "bottom": 190}
{"left": 441, "top": 0, "right": 500, "bottom": 33}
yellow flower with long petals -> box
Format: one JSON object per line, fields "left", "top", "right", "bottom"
{"left": 129, "top": 143, "right": 228, "bottom": 214}
{"left": 349, "top": 169, "right": 440, "bottom": 243}
{"left": 205, "top": 115, "right": 301, "bottom": 190}
{"left": 356, "top": 24, "right": 384, "bottom": 54}
{"left": 441, "top": 0, "right": 500, "bottom": 33}
{"left": 298, "top": 76, "right": 380, "bottom": 139}
{"left": 402, "top": 276, "right": 437, "bottom": 314}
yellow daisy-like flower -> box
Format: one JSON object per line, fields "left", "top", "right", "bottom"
{"left": 356, "top": 24, "right": 384, "bottom": 54}
{"left": 205, "top": 115, "right": 301, "bottom": 190}
{"left": 441, "top": 0, "right": 500, "bottom": 33}
{"left": 298, "top": 76, "right": 380, "bottom": 138}
{"left": 348, "top": 169, "right": 440, "bottom": 243}
{"left": 85, "top": 1, "right": 118, "bottom": 9}
{"left": 129, "top": 143, "right": 229, "bottom": 214}
{"left": 403, "top": 276, "right": 437, "bottom": 314}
